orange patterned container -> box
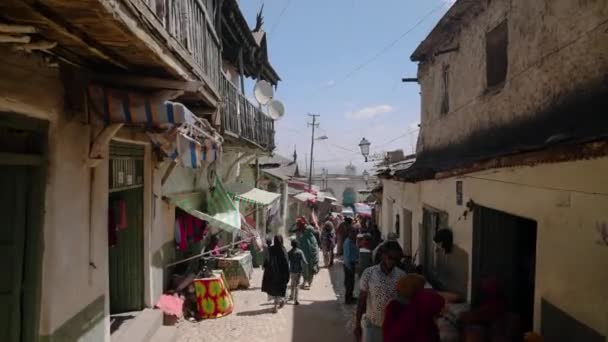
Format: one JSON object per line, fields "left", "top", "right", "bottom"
{"left": 193, "top": 275, "right": 234, "bottom": 319}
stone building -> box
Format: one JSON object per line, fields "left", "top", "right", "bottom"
{"left": 380, "top": 0, "right": 608, "bottom": 340}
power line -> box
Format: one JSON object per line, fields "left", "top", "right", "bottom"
{"left": 374, "top": 128, "right": 420, "bottom": 149}
{"left": 324, "top": 1, "right": 448, "bottom": 90}
{"left": 269, "top": 0, "right": 294, "bottom": 36}
{"left": 465, "top": 176, "right": 608, "bottom": 198}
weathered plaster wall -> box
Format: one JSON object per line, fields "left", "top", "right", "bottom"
{"left": 381, "top": 179, "right": 420, "bottom": 255}
{"left": 418, "top": 0, "right": 608, "bottom": 152}
{"left": 0, "top": 48, "right": 109, "bottom": 341}
{"left": 394, "top": 157, "right": 608, "bottom": 337}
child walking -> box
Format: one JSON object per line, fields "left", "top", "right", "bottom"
{"left": 288, "top": 239, "right": 308, "bottom": 305}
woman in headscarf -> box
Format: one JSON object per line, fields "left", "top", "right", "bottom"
{"left": 321, "top": 220, "right": 336, "bottom": 267}
{"left": 384, "top": 278, "right": 445, "bottom": 342}
{"left": 261, "top": 235, "right": 290, "bottom": 313}
{"left": 383, "top": 274, "right": 427, "bottom": 339}
{"left": 295, "top": 217, "right": 320, "bottom": 289}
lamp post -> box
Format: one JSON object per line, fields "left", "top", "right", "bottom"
{"left": 362, "top": 170, "right": 369, "bottom": 187}
{"left": 359, "top": 137, "right": 371, "bottom": 162}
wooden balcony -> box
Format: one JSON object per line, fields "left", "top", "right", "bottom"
{"left": 220, "top": 75, "right": 275, "bottom": 151}
{"left": 141, "top": 0, "right": 222, "bottom": 92}
{"left": 0, "top": 0, "right": 222, "bottom": 104}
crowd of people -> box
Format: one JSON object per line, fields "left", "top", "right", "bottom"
{"left": 259, "top": 212, "right": 533, "bottom": 342}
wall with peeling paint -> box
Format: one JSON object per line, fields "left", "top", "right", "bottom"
{"left": 384, "top": 157, "right": 608, "bottom": 338}
{"left": 416, "top": 0, "right": 608, "bottom": 154}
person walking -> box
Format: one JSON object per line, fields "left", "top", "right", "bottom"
{"left": 372, "top": 232, "right": 403, "bottom": 265}
{"left": 287, "top": 239, "right": 308, "bottom": 305}
{"left": 337, "top": 216, "right": 354, "bottom": 256}
{"left": 321, "top": 220, "right": 336, "bottom": 267}
{"left": 293, "top": 217, "right": 320, "bottom": 289}
{"left": 384, "top": 288, "right": 445, "bottom": 342}
{"left": 355, "top": 241, "right": 406, "bottom": 342}
{"left": 261, "top": 235, "right": 290, "bottom": 313}
{"left": 261, "top": 237, "right": 273, "bottom": 301}
{"left": 343, "top": 229, "right": 359, "bottom": 304}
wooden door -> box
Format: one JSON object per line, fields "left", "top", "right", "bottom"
{"left": 0, "top": 166, "right": 28, "bottom": 342}
{"left": 109, "top": 189, "right": 144, "bottom": 313}
{"left": 108, "top": 142, "right": 145, "bottom": 313}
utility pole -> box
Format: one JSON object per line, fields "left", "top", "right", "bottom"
{"left": 307, "top": 113, "right": 320, "bottom": 191}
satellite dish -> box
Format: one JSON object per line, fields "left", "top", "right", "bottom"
{"left": 267, "top": 99, "right": 285, "bottom": 120}
{"left": 253, "top": 80, "right": 274, "bottom": 105}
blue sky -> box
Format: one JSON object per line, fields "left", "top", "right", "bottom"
{"left": 239, "top": 0, "right": 454, "bottom": 174}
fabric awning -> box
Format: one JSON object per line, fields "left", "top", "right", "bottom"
{"left": 88, "top": 85, "right": 192, "bottom": 126}
{"left": 234, "top": 188, "right": 280, "bottom": 206}
{"left": 317, "top": 192, "right": 338, "bottom": 202}
{"left": 165, "top": 178, "right": 241, "bottom": 233}
{"left": 88, "top": 85, "right": 223, "bottom": 169}
{"left": 293, "top": 192, "right": 317, "bottom": 202}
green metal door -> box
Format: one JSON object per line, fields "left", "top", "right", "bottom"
{"left": 109, "top": 142, "right": 145, "bottom": 313}
{"left": 0, "top": 166, "right": 28, "bottom": 342}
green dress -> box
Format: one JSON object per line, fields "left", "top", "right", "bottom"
{"left": 296, "top": 226, "right": 320, "bottom": 282}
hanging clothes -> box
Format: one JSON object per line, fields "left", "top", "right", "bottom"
{"left": 175, "top": 212, "right": 209, "bottom": 250}
{"left": 108, "top": 206, "right": 118, "bottom": 247}
{"left": 114, "top": 199, "right": 128, "bottom": 230}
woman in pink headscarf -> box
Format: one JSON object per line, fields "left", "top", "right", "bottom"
{"left": 384, "top": 288, "right": 445, "bottom": 342}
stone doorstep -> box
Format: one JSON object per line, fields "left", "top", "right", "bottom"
{"left": 111, "top": 308, "right": 163, "bottom": 342}
{"left": 149, "top": 326, "right": 178, "bottom": 342}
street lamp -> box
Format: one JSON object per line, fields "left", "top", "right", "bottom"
{"left": 362, "top": 170, "right": 369, "bottom": 185}
{"left": 359, "top": 137, "right": 371, "bottom": 162}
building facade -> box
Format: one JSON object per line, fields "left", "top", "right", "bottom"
{"left": 0, "top": 0, "right": 278, "bottom": 341}
{"left": 381, "top": 0, "right": 608, "bottom": 340}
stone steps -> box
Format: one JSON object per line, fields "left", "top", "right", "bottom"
{"left": 111, "top": 309, "right": 163, "bottom": 342}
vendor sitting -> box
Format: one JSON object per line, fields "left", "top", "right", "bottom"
{"left": 459, "top": 277, "right": 509, "bottom": 341}
{"left": 206, "top": 235, "right": 223, "bottom": 257}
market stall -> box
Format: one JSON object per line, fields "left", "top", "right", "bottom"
{"left": 215, "top": 252, "right": 253, "bottom": 290}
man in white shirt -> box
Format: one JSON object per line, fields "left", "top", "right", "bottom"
{"left": 355, "top": 241, "right": 406, "bottom": 342}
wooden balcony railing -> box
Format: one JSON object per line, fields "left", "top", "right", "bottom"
{"left": 142, "top": 0, "right": 221, "bottom": 92}
{"left": 220, "top": 75, "right": 275, "bottom": 150}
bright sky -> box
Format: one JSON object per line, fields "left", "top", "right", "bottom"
{"left": 239, "top": 0, "right": 455, "bottom": 174}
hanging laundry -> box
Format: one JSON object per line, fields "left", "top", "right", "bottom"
{"left": 174, "top": 218, "right": 182, "bottom": 247}
{"left": 193, "top": 219, "right": 208, "bottom": 242}
{"left": 108, "top": 206, "right": 118, "bottom": 247}
{"left": 111, "top": 198, "right": 128, "bottom": 230}
{"left": 177, "top": 216, "right": 188, "bottom": 251}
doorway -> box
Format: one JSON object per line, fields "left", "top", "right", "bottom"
{"left": 401, "top": 209, "right": 413, "bottom": 256}
{"left": 473, "top": 205, "right": 537, "bottom": 332}
{"left": 0, "top": 115, "right": 47, "bottom": 342}
{"left": 108, "top": 142, "right": 145, "bottom": 314}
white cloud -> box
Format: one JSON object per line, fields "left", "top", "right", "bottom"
{"left": 324, "top": 80, "right": 336, "bottom": 87}
{"left": 345, "top": 104, "right": 394, "bottom": 119}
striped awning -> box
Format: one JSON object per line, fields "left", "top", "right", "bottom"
{"left": 293, "top": 192, "right": 317, "bottom": 202}
{"left": 233, "top": 188, "right": 280, "bottom": 207}
{"left": 88, "top": 85, "right": 223, "bottom": 169}
{"left": 88, "top": 85, "right": 193, "bottom": 126}
{"left": 165, "top": 177, "right": 241, "bottom": 233}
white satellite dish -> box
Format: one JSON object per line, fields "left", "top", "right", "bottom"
{"left": 267, "top": 99, "right": 285, "bottom": 120}
{"left": 253, "top": 80, "right": 274, "bottom": 105}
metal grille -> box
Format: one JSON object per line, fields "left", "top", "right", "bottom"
{"left": 109, "top": 143, "right": 144, "bottom": 192}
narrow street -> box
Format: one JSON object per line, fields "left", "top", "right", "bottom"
{"left": 176, "top": 260, "right": 356, "bottom": 342}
